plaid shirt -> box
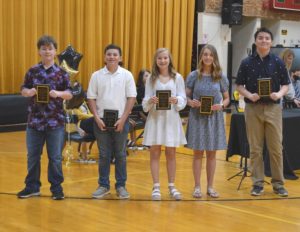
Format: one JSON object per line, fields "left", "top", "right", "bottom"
{"left": 21, "top": 63, "right": 71, "bottom": 131}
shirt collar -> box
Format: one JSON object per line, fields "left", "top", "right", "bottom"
{"left": 38, "top": 62, "right": 57, "bottom": 71}
{"left": 254, "top": 52, "right": 271, "bottom": 60}
{"left": 103, "top": 65, "right": 121, "bottom": 75}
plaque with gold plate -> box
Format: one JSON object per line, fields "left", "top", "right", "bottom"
{"left": 258, "top": 78, "right": 271, "bottom": 97}
{"left": 103, "top": 109, "right": 118, "bottom": 129}
{"left": 156, "top": 90, "right": 171, "bottom": 110}
{"left": 200, "top": 96, "right": 214, "bottom": 115}
{"left": 36, "top": 84, "right": 50, "bottom": 103}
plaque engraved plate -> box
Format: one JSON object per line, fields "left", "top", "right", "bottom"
{"left": 156, "top": 90, "right": 171, "bottom": 110}
{"left": 258, "top": 78, "right": 271, "bottom": 97}
{"left": 36, "top": 84, "right": 50, "bottom": 103}
{"left": 200, "top": 96, "right": 214, "bottom": 115}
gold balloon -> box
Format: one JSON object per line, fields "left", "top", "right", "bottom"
{"left": 60, "top": 59, "right": 79, "bottom": 84}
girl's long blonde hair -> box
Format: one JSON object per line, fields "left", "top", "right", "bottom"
{"left": 280, "top": 48, "right": 295, "bottom": 71}
{"left": 150, "top": 48, "right": 177, "bottom": 85}
{"left": 197, "top": 44, "right": 222, "bottom": 82}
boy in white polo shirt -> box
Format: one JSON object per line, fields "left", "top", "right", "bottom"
{"left": 87, "top": 44, "right": 137, "bottom": 199}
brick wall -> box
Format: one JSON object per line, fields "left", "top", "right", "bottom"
{"left": 205, "top": 0, "right": 300, "bottom": 21}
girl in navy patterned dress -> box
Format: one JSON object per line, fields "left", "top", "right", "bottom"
{"left": 185, "top": 44, "right": 230, "bottom": 198}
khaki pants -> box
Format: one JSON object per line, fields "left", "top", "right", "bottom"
{"left": 244, "top": 103, "right": 284, "bottom": 188}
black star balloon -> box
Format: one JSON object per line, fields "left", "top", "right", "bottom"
{"left": 60, "top": 60, "right": 79, "bottom": 84}
{"left": 57, "top": 45, "right": 83, "bottom": 70}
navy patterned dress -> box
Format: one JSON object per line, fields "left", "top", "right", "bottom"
{"left": 185, "top": 70, "right": 229, "bottom": 151}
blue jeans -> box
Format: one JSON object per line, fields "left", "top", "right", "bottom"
{"left": 24, "top": 126, "right": 65, "bottom": 193}
{"left": 93, "top": 120, "right": 129, "bottom": 189}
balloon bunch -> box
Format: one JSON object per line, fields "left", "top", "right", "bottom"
{"left": 58, "top": 45, "right": 84, "bottom": 165}
{"left": 58, "top": 45, "right": 85, "bottom": 109}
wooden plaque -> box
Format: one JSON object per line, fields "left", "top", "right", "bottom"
{"left": 200, "top": 96, "right": 214, "bottom": 115}
{"left": 36, "top": 84, "right": 50, "bottom": 103}
{"left": 156, "top": 90, "right": 171, "bottom": 110}
{"left": 103, "top": 109, "right": 118, "bottom": 129}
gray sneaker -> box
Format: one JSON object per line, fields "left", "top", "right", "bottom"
{"left": 251, "top": 186, "right": 264, "bottom": 196}
{"left": 92, "top": 186, "right": 110, "bottom": 199}
{"left": 116, "top": 186, "right": 130, "bottom": 199}
{"left": 273, "top": 187, "right": 288, "bottom": 197}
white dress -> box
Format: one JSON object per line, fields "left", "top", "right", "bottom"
{"left": 142, "top": 73, "right": 187, "bottom": 147}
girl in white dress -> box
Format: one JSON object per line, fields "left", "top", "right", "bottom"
{"left": 142, "top": 48, "right": 187, "bottom": 200}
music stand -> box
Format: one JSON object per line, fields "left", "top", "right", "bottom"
{"left": 227, "top": 144, "right": 272, "bottom": 190}
{"left": 227, "top": 134, "right": 270, "bottom": 190}
{"left": 227, "top": 156, "right": 251, "bottom": 190}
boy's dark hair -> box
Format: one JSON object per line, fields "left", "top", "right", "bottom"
{"left": 254, "top": 27, "right": 273, "bottom": 41}
{"left": 104, "top": 44, "right": 122, "bottom": 56}
{"left": 37, "top": 35, "right": 57, "bottom": 49}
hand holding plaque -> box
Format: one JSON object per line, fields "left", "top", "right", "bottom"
{"left": 36, "top": 84, "right": 50, "bottom": 103}
{"left": 103, "top": 109, "right": 118, "bottom": 129}
{"left": 156, "top": 90, "right": 171, "bottom": 110}
{"left": 200, "top": 96, "right": 214, "bottom": 115}
{"left": 258, "top": 78, "right": 271, "bottom": 97}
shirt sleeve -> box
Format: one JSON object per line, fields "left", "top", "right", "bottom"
{"left": 20, "top": 70, "right": 34, "bottom": 90}
{"left": 87, "top": 72, "right": 98, "bottom": 99}
{"left": 277, "top": 58, "right": 291, "bottom": 86}
{"left": 175, "top": 74, "right": 187, "bottom": 111}
{"left": 62, "top": 70, "right": 72, "bottom": 91}
{"left": 220, "top": 74, "right": 229, "bottom": 93}
{"left": 235, "top": 59, "right": 247, "bottom": 85}
{"left": 125, "top": 71, "right": 137, "bottom": 98}
{"left": 142, "top": 76, "right": 155, "bottom": 112}
{"left": 185, "top": 71, "right": 197, "bottom": 91}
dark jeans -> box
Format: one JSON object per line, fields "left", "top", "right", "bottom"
{"left": 93, "top": 120, "right": 129, "bottom": 189}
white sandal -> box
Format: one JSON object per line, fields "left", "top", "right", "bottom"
{"left": 152, "top": 187, "right": 161, "bottom": 201}
{"left": 207, "top": 188, "right": 219, "bottom": 198}
{"left": 193, "top": 187, "right": 202, "bottom": 198}
{"left": 169, "top": 187, "right": 182, "bottom": 201}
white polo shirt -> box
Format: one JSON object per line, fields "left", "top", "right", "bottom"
{"left": 87, "top": 66, "right": 137, "bottom": 118}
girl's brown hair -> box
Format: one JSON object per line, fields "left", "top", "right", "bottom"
{"left": 197, "top": 44, "right": 222, "bottom": 82}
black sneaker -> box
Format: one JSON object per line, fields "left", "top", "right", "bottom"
{"left": 273, "top": 187, "right": 288, "bottom": 197}
{"left": 52, "top": 191, "right": 65, "bottom": 200}
{"left": 250, "top": 186, "right": 264, "bottom": 196}
{"left": 17, "top": 188, "right": 40, "bottom": 198}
